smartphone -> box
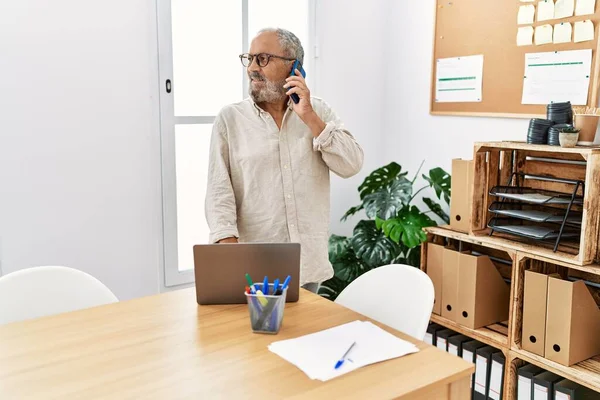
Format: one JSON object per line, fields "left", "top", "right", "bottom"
{"left": 289, "top": 60, "right": 306, "bottom": 104}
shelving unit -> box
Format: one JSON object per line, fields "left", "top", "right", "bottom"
{"left": 422, "top": 142, "right": 600, "bottom": 399}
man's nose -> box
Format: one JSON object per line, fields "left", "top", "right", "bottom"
{"left": 247, "top": 58, "right": 260, "bottom": 73}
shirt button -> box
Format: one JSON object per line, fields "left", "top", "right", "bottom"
{"left": 284, "top": 164, "right": 288, "bottom": 169}
{"left": 291, "top": 224, "right": 295, "bottom": 228}
{"left": 287, "top": 194, "right": 291, "bottom": 199}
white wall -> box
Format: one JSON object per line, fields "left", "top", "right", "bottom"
{"left": 382, "top": 1, "right": 526, "bottom": 179}
{"left": 0, "top": 2, "right": 164, "bottom": 300}
{"left": 314, "top": 0, "right": 391, "bottom": 236}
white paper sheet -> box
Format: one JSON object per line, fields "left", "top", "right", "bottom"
{"left": 576, "top": 0, "right": 596, "bottom": 15}
{"left": 268, "top": 320, "right": 419, "bottom": 382}
{"left": 519, "top": 4, "right": 536, "bottom": 24}
{"left": 574, "top": 20, "right": 595, "bottom": 42}
{"left": 435, "top": 55, "right": 483, "bottom": 103}
{"left": 538, "top": 0, "right": 555, "bottom": 21}
{"left": 518, "top": 26, "right": 535, "bottom": 46}
{"left": 522, "top": 49, "right": 592, "bottom": 105}
{"left": 555, "top": 0, "right": 575, "bottom": 18}
{"left": 535, "top": 24, "right": 554, "bottom": 45}
{"left": 554, "top": 22, "right": 572, "bottom": 43}
{"left": 518, "top": 376, "right": 533, "bottom": 400}
{"left": 474, "top": 355, "right": 488, "bottom": 395}
{"left": 534, "top": 383, "right": 549, "bottom": 400}
{"left": 488, "top": 360, "right": 504, "bottom": 400}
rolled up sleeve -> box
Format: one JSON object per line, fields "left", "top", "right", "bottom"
{"left": 205, "top": 118, "right": 239, "bottom": 243}
{"left": 312, "top": 100, "right": 364, "bottom": 179}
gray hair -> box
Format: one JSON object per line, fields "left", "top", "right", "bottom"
{"left": 257, "top": 28, "right": 304, "bottom": 65}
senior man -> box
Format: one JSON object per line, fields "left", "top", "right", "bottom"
{"left": 205, "top": 28, "right": 363, "bottom": 292}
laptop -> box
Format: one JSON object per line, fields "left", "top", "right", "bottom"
{"left": 193, "top": 243, "right": 301, "bottom": 305}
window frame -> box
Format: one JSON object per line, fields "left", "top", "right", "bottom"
{"left": 157, "top": 0, "right": 317, "bottom": 287}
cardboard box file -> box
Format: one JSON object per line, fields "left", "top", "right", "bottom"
{"left": 522, "top": 270, "right": 551, "bottom": 356}
{"left": 545, "top": 277, "right": 600, "bottom": 366}
{"left": 457, "top": 252, "right": 510, "bottom": 329}
{"left": 426, "top": 243, "right": 444, "bottom": 315}
{"left": 441, "top": 248, "right": 460, "bottom": 322}
{"left": 450, "top": 159, "right": 474, "bottom": 233}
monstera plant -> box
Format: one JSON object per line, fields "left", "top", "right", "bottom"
{"left": 318, "top": 162, "right": 451, "bottom": 300}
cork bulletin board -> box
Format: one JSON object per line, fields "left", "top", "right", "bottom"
{"left": 430, "top": 0, "right": 600, "bottom": 118}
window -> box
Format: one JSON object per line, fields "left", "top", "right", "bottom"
{"left": 157, "top": 0, "right": 315, "bottom": 286}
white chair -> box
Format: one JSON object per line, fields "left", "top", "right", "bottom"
{"left": 0, "top": 266, "right": 118, "bottom": 325}
{"left": 335, "top": 264, "right": 434, "bottom": 340}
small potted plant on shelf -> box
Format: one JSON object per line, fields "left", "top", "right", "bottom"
{"left": 559, "top": 127, "right": 580, "bottom": 148}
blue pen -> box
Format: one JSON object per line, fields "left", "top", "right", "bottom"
{"left": 334, "top": 342, "right": 356, "bottom": 370}
{"left": 263, "top": 276, "right": 269, "bottom": 295}
{"left": 272, "top": 278, "right": 280, "bottom": 295}
{"left": 281, "top": 275, "right": 292, "bottom": 290}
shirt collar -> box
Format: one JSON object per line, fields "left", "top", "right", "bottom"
{"left": 248, "top": 97, "right": 293, "bottom": 116}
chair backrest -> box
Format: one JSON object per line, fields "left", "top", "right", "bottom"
{"left": 0, "top": 266, "right": 118, "bottom": 325}
{"left": 335, "top": 264, "right": 434, "bottom": 340}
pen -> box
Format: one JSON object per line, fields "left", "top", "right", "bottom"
{"left": 276, "top": 275, "right": 291, "bottom": 295}
{"left": 272, "top": 278, "right": 280, "bottom": 295}
{"left": 263, "top": 276, "right": 269, "bottom": 295}
{"left": 334, "top": 342, "right": 356, "bottom": 370}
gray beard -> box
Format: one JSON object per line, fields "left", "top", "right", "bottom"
{"left": 249, "top": 78, "right": 288, "bottom": 103}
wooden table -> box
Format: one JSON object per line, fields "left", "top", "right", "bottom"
{"left": 0, "top": 288, "right": 473, "bottom": 399}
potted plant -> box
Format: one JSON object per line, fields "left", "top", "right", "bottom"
{"left": 559, "top": 127, "right": 580, "bottom": 148}
{"left": 319, "top": 161, "right": 451, "bottom": 300}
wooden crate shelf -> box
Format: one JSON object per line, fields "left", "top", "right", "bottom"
{"left": 511, "top": 349, "right": 600, "bottom": 393}
{"left": 470, "top": 141, "right": 600, "bottom": 266}
{"left": 430, "top": 314, "right": 508, "bottom": 349}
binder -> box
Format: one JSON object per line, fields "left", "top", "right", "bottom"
{"left": 554, "top": 379, "right": 600, "bottom": 399}
{"left": 463, "top": 340, "right": 488, "bottom": 391}
{"left": 448, "top": 334, "right": 471, "bottom": 357}
{"left": 522, "top": 270, "right": 551, "bottom": 356}
{"left": 488, "top": 352, "right": 505, "bottom": 400}
{"left": 474, "top": 346, "right": 498, "bottom": 400}
{"left": 517, "top": 363, "right": 543, "bottom": 400}
{"left": 427, "top": 243, "right": 444, "bottom": 315}
{"left": 435, "top": 328, "right": 457, "bottom": 352}
{"left": 533, "top": 371, "right": 562, "bottom": 400}
{"left": 442, "top": 248, "right": 460, "bottom": 322}
{"left": 424, "top": 323, "right": 444, "bottom": 346}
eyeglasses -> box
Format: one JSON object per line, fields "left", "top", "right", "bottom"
{"left": 239, "top": 53, "right": 295, "bottom": 67}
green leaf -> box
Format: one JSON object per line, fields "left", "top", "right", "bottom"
{"left": 350, "top": 220, "right": 401, "bottom": 267}
{"left": 328, "top": 234, "right": 349, "bottom": 263}
{"left": 375, "top": 216, "right": 385, "bottom": 230}
{"left": 381, "top": 206, "right": 437, "bottom": 248}
{"left": 423, "top": 197, "right": 450, "bottom": 224}
{"left": 363, "top": 178, "right": 412, "bottom": 220}
{"left": 340, "top": 204, "right": 363, "bottom": 222}
{"left": 318, "top": 276, "right": 348, "bottom": 301}
{"left": 423, "top": 167, "right": 451, "bottom": 204}
{"left": 358, "top": 162, "right": 407, "bottom": 200}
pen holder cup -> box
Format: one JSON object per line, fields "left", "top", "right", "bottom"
{"left": 245, "top": 286, "right": 288, "bottom": 334}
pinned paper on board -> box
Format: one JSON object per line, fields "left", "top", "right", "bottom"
{"left": 538, "top": 0, "right": 555, "bottom": 21}
{"left": 575, "top": 0, "right": 596, "bottom": 16}
{"left": 518, "top": 5, "right": 536, "bottom": 24}
{"left": 535, "top": 24, "right": 554, "bottom": 45}
{"left": 435, "top": 55, "right": 484, "bottom": 103}
{"left": 522, "top": 49, "right": 592, "bottom": 105}
{"left": 554, "top": 0, "right": 575, "bottom": 19}
{"left": 518, "top": 26, "right": 535, "bottom": 46}
{"left": 553, "top": 22, "right": 572, "bottom": 43}
{"left": 574, "top": 20, "right": 595, "bottom": 42}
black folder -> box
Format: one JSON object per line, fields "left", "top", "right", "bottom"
{"left": 487, "top": 352, "right": 505, "bottom": 400}
{"left": 425, "top": 323, "right": 445, "bottom": 346}
{"left": 533, "top": 371, "right": 563, "bottom": 400}
{"left": 474, "top": 346, "right": 498, "bottom": 400}
{"left": 554, "top": 379, "right": 600, "bottom": 399}
{"left": 517, "top": 363, "right": 544, "bottom": 400}
{"left": 435, "top": 328, "right": 457, "bottom": 352}
{"left": 462, "top": 340, "right": 488, "bottom": 393}
{"left": 447, "top": 334, "right": 471, "bottom": 357}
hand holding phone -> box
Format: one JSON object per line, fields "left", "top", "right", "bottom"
{"left": 288, "top": 60, "right": 306, "bottom": 104}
